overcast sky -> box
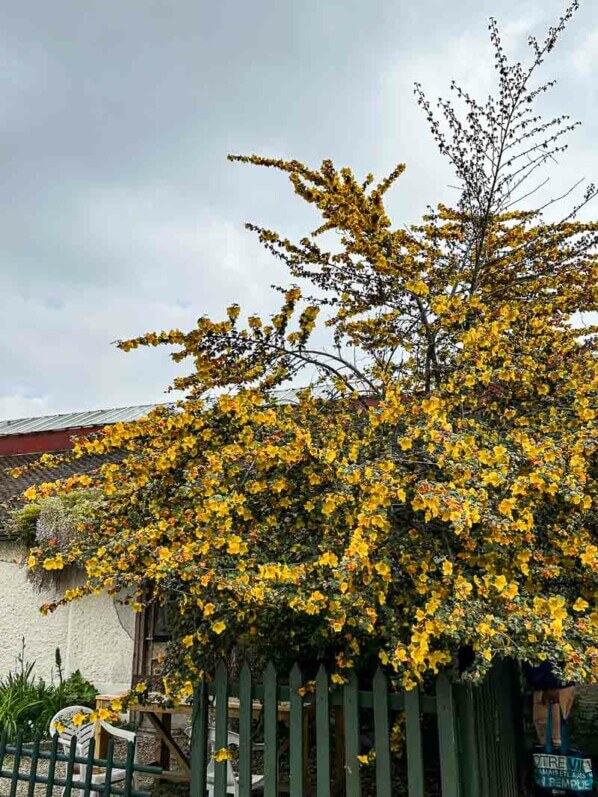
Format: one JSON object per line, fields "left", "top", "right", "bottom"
{"left": 1, "top": 0, "right": 596, "bottom": 419}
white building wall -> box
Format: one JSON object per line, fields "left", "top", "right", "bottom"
{"left": 0, "top": 541, "right": 134, "bottom": 693}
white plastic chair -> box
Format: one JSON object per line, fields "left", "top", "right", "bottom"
{"left": 206, "top": 728, "right": 265, "bottom": 797}
{"left": 183, "top": 725, "right": 265, "bottom": 796}
{"left": 49, "top": 705, "right": 137, "bottom": 795}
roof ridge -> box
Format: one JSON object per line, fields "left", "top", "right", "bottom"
{"left": 0, "top": 404, "right": 164, "bottom": 437}
{"left": 0, "top": 402, "right": 160, "bottom": 425}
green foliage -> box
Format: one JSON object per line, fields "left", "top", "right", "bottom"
{"left": 0, "top": 657, "right": 43, "bottom": 741}
{"left": 56, "top": 669, "right": 98, "bottom": 708}
{"left": 9, "top": 503, "right": 41, "bottom": 546}
{"left": 0, "top": 643, "right": 98, "bottom": 741}
{"left": 9, "top": 489, "right": 102, "bottom": 550}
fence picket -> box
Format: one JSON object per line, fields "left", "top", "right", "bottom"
{"left": 373, "top": 668, "right": 392, "bottom": 797}
{"left": 437, "top": 673, "right": 460, "bottom": 797}
{"left": 315, "top": 664, "right": 331, "bottom": 797}
{"left": 191, "top": 679, "right": 209, "bottom": 797}
{"left": 289, "top": 662, "right": 304, "bottom": 797}
{"left": 102, "top": 738, "right": 115, "bottom": 797}
{"left": 343, "top": 670, "right": 361, "bottom": 797}
{"left": 9, "top": 730, "right": 23, "bottom": 797}
{"left": 26, "top": 732, "right": 41, "bottom": 797}
{"left": 0, "top": 730, "right": 6, "bottom": 775}
{"left": 263, "top": 661, "right": 278, "bottom": 797}
{"left": 45, "top": 733, "right": 59, "bottom": 797}
{"left": 124, "top": 740, "right": 136, "bottom": 795}
{"left": 83, "top": 737, "right": 96, "bottom": 796}
{"left": 214, "top": 660, "right": 230, "bottom": 797}
{"left": 238, "top": 662, "right": 253, "bottom": 797}
{"left": 63, "top": 733, "right": 78, "bottom": 797}
{"left": 457, "top": 685, "right": 481, "bottom": 797}
{"left": 404, "top": 688, "right": 424, "bottom": 797}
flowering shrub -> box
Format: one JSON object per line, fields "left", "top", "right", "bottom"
{"left": 24, "top": 4, "right": 597, "bottom": 699}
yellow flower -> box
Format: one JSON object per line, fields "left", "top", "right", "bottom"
{"left": 214, "top": 748, "right": 232, "bottom": 763}
{"left": 182, "top": 634, "right": 195, "bottom": 648}
{"left": 405, "top": 279, "right": 430, "bottom": 297}
{"left": 455, "top": 576, "right": 473, "bottom": 597}
{"left": 375, "top": 561, "right": 391, "bottom": 578}
{"left": 494, "top": 575, "right": 507, "bottom": 593}
{"left": 482, "top": 471, "right": 502, "bottom": 487}
{"left": 227, "top": 535, "right": 243, "bottom": 555}
{"left": 572, "top": 597, "right": 589, "bottom": 612}
{"left": 212, "top": 620, "right": 226, "bottom": 635}
{"left": 497, "top": 498, "right": 515, "bottom": 517}
{"left": 179, "top": 681, "right": 194, "bottom": 698}
{"left": 442, "top": 561, "right": 453, "bottom": 577}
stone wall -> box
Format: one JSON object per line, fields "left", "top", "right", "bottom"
{"left": 0, "top": 541, "right": 134, "bottom": 693}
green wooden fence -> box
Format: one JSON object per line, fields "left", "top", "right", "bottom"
{"left": 190, "top": 662, "right": 464, "bottom": 797}
{"left": 0, "top": 730, "right": 162, "bottom": 796}
{"left": 0, "top": 661, "right": 521, "bottom": 796}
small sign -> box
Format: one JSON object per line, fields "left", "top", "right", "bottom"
{"left": 533, "top": 752, "right": 594, "bottom": 793}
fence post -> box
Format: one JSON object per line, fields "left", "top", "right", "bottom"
{"left": 437, "top": 672, "right": 460, "bottom": 797}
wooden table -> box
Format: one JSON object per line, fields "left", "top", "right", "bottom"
{"left": 95, "top": 694, "right": 291, "bottom": 782}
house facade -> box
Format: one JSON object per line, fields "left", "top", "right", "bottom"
{"left": 0, "top": 405, "right": 157, "bottom": 693}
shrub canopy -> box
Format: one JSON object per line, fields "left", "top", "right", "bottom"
{"left": 25, "top": 3, "right": 597, "bottom": 695}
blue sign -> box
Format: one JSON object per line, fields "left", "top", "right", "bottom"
{"left": 533, "top": 752, "right": 594, "bottom": 792}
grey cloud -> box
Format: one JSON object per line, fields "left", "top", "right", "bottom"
{"left": 1, "top": 0, "right": 597, "bottom": 417}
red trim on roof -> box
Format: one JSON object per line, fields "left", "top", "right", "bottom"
{"left": 0, "top": 426, "right": 105, "bottom": 455}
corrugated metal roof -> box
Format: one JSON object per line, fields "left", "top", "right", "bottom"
{"left": 0, "top": 404, "right": 160, "bottom": 437}
{"left": 0, "top": 387, "right": 338, "bottom": 438}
